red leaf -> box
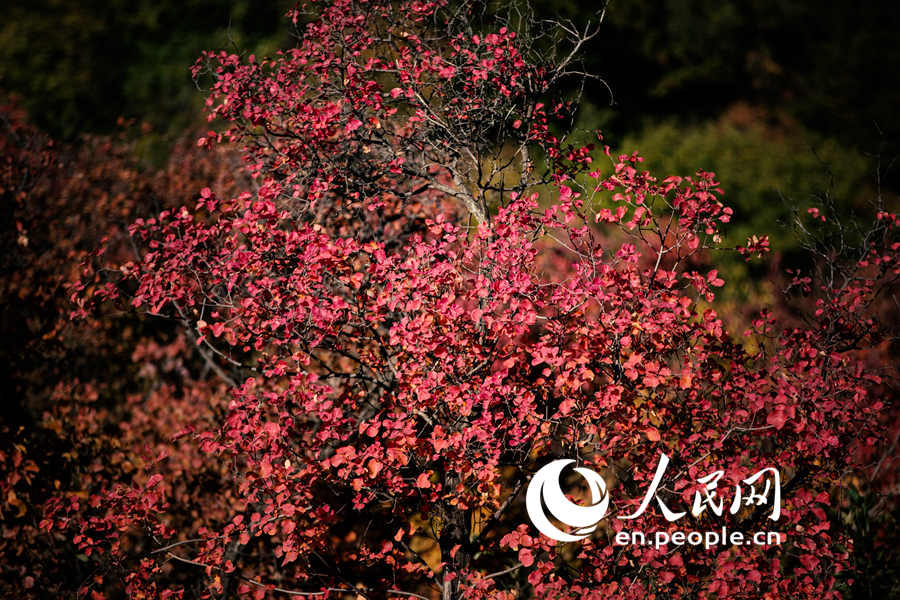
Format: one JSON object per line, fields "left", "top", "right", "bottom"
{"left": 518, "top": 548, "right": 534, "bottom": 567}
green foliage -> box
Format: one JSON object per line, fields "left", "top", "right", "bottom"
{"left": 0, "top": 0, "right": 290, "bottom": 140}
{"left": 544, "top": 0, "right": 900, "bottom": 161}
{"left": 620, "top": 113, "right": 872, "bottom": 254}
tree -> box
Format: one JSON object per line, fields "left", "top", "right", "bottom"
{"left": 32, "top": 0, "right": 898, "bottom": 598}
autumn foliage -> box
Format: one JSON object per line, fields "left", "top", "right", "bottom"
{"left": 2, "top": 1, "right": 898, "bottom": 599}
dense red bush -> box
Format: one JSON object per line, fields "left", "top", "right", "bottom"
{"left": 0, "top": 101, "right": 249, "bottom": 596}
{"left": 2, "top": 1, "right": 897, "bottom": 599}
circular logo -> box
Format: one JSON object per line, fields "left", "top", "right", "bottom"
{"left": 525, "top": 459, "right": 609, "bottom": 542}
